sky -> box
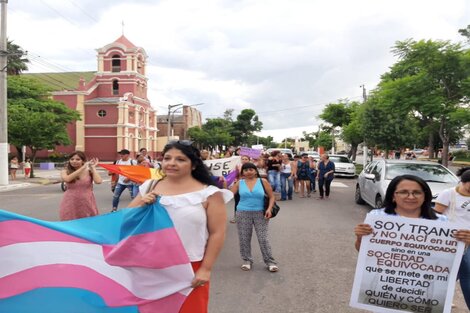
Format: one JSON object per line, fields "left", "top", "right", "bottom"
{"left": 7, "top": 0, "right": 470, "bottom": 142}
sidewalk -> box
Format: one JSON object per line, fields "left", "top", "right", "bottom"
{"left": 0, "top": 168, "right": 63, "bottom": 192}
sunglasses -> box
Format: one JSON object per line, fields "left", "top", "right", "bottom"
{"left": 167, "top": 140, "right": 193, "bottom": 146}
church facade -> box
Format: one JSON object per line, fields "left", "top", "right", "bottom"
{"left": 34, "top": 35, "right": 159, "bottom": 161}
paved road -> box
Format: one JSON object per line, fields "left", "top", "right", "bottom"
{"left": 0, "top": 176, "right": 467, "bottom": 312}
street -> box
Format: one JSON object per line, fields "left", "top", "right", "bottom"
{"left": 0, "top": 175, "right": 467, "bottom": 312}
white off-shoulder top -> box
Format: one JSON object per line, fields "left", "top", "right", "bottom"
{"left": 139, "top": 180, "right": 233, "bottom": 261}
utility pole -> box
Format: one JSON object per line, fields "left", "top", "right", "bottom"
{"left": 0, "top": 0, "right": 8, "bottom": 186}
{"left": 360, "top": 84, "right": 368, "bottom": 166}
{"left": 166, "top": 103, "right": 203, "bottom": 142}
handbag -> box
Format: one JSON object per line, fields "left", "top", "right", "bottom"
{"left": 260, "top": 178, "right": 280, "bottom": 218}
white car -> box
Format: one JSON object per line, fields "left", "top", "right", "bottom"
{"left": 355, "top": 159, "right": 459, "bottom": 209}
{"left": 328, "top": 154, "right": 356, "bottom": 177}
{"left": 305, "top": 151, "right": 320, "bottom": 159}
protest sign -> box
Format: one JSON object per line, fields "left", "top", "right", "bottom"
{"left": 240, "top": 147, "right": 262, "bottom": 159}
{"left": 203, "top": 156, "right": 240, "bottom": 177}
{"left": 350, "top": 214, "right": 464, "bottom": 313}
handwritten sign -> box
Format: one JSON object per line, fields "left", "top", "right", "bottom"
{"left": 350, "top": 214, "right": 464, "bottom": 313}
{"left": 239, "top": 147, "right": 262, "bottom": 159}
{"left": 203, "top": 156, "right": 240, "bottom": 177}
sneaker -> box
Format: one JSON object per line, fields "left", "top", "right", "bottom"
{"left": 229, "top": 218, "right": 236, "bottom": 224}
{"left": 111, "top": 208, "right": 117, "bottom": 212}
{"left": 316, "top": 197, "right": 324, "bottom": 200}
{"left": 288, "top": 197, "right": 292, "bottom": 200}
{"left": 241, "top": 263, "right": 252, "bottom": 271}
{"left": 268, "top": 265, "right": 279, "bottom": 272}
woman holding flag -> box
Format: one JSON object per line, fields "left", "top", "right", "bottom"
{"left": 128, "top": 140, "right": 233, "bottom": 313}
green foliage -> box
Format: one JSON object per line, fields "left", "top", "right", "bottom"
{"left": 319, "top": 101, "right": 352, "bottom": 127}
{"left": 371, "top": 39, "right": 470, "bottom": 165}
{"left": 7, "top": 76, "right": 81, "bottom": 164}
{"left": 315, "top": 131, "right": 333, "bottom": 151}
{"left": 6, "top": 40, "right": 29, "bottom": 75}
{"left": 231, "top": 109, "right": 263, "bottom": 146}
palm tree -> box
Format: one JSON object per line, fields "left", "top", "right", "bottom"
{"left": 6, "top": 40, "right": 29, "bottom": 75}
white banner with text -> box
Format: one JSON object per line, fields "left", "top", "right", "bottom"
{"left": 350, "top": 214, "right": 464, "bottom": 313}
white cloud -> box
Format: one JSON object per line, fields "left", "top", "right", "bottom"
{"left": 7, "top": 0, "right": 470, "bottom": 142}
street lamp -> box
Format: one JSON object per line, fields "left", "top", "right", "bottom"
{"left": 166, "top": 103, "right": 203, "bottom": 142}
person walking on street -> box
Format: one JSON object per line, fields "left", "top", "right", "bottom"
{"left": 434, "top": 167, "right": 470, "bottom": 309}
{"left": 111, "top": 149, "right": 136, "bottom": 212}
{"left": 296, "top": 153, "right": 312, "bottom": 198}
{"left": 266, "top": 151, "right": 281, "bottom": 193}
{"left": 59, "top": 151, "right": 102, "bottom": 221}
{"left": 308, "top": 156, "right": 317, "bottom": 193}
{"left": 23, "top": 157, "right": 32, "bottom": 179}
{"left": 279, "top": 154, "right": 295, "bottom": 200}
{"left": 316, "top": 154, "right": 335, "bottom": 200}
{"left": 9, "top": 156, "right": 19, "bottom": 180}
{"left": 128, "top": 141, "right": 232, "bottom": 313}
{"left": 230, "top": 162, "right": 278, "bottom": 273}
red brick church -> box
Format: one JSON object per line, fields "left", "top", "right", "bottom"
{"left": 29, "top": 35, "right": 159, "bottom": 161}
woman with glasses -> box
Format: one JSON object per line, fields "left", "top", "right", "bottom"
{"left": 128, "top": 141, "right": 233, "bottom": 313}
{"left": 434, "top": 167, "right": 470, "bottom": 309}
{"left": 354, "top": 174, "right": 470, "bottom": 250}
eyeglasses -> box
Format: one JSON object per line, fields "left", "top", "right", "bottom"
{"left": 394, "top": 190, "right": 424, "bottom": 198}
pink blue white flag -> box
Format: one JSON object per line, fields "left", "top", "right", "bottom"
{"left": 0, "top": 200, "right": 194, "bottom": 313}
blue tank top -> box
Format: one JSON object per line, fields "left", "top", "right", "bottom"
{"left": 237, "top": 179, "right": 265, "bottom": 211}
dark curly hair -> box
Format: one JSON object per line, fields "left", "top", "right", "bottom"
{"left": 163, "top": 141, "right": 215, "bottom": 186}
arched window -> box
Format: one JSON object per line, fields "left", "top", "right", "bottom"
{"left": 112, "top": 55, "right": 121, "bottom": 72}
{"left": 112, "top": 79, "right": 119, "bottom": 95}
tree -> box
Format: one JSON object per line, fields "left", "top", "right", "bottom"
{"left": 315, "top": 131, "right": 333, "bottom": 151}
{"left": 6, "top": 40, "right": 29, "bottom": 75}
{"left": 232, "top": 109, "right": 263, "bottom": 146}
{"left": 7, "top": 76, "right": 81, "bottom": 177}
{"left": 319, "top": 101, "right": 363, "bottom": 160}
{"left": 187, "top": 117, "right": 234, "bottom": 151}
{"left": 361, "top": 93, "right": 418, "bottom": 155}
{"left": 379, "top": 39, "right": 470, "bottom": 166}
{"left": 459, "top": 25, "right": 470, "bottom": 43}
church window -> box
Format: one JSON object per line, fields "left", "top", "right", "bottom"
{"left": 97, "top": 110, "right": 107, "bottom": 118}
{"left": 112, "top": 79, "right": 119, "bottom": 95}
{"left": 112, "top": 55, "right": 121, "bottom": 72}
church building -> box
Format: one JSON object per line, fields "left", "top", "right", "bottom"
{"left": 31, "top": 35, "right": 159, "bottom": 161}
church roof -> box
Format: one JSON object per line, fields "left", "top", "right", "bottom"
{"left": 113, "top": 35, "right": 137, "bottom": 49}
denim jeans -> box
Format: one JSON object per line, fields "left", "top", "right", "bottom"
{"left": 459, "top": 248, "right": 470, "bottom": 309}
{"left": 280, "top": 172, "right": 293, "bottom": 200}
{"left": 309, "top": 171, "right": 316, "bottom": 191}
{"left": 267, "top": 170, "right": 280, "bottom": 193}
{"left": 318, "top": 178, "right": 332, "bottom": 197}
{"left": 112, "top": 183, "right": 135, "bottom": 209}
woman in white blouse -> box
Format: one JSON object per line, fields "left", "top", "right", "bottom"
{"left": 128, "top": 141, "right": 233, "bottom": 313}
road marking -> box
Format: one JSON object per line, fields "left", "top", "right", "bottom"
{"left": 331, "top": 182, "right": 348, "bottom": 188}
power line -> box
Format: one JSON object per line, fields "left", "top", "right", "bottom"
{"left": 40, "top": 0, "right": 80, "bottom": 27}
{"left": 66, "top": 0, "right": 99, "bottom": 23}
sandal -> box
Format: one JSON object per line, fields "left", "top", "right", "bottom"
{"left": 268, "top": 265, "right": 279, "bottom": 272}
{"left": 241, "top": 263, "right": 252, "bottom": 271}
{"left": 229, "top": 218, "right": 236, "bottom": 223}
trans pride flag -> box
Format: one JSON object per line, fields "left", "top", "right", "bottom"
{"left": 0, "top": 200, "right": 194, "bottom": 313}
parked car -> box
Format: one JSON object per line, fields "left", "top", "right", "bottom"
{"left": 328, "top": 154, "right": 356, "bottom": 178}
{"left": 412, "top": 148, "right": 425, "bottom": 155}
{"left": 355, "top": 159, "right": 459, "bottom": 209}
{"left": 305, "top": 151, "right": 320, "bottom": 159}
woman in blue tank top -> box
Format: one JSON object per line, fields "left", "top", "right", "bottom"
{"left": 231, "top": 162, "right": 278, "bottom": 272}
